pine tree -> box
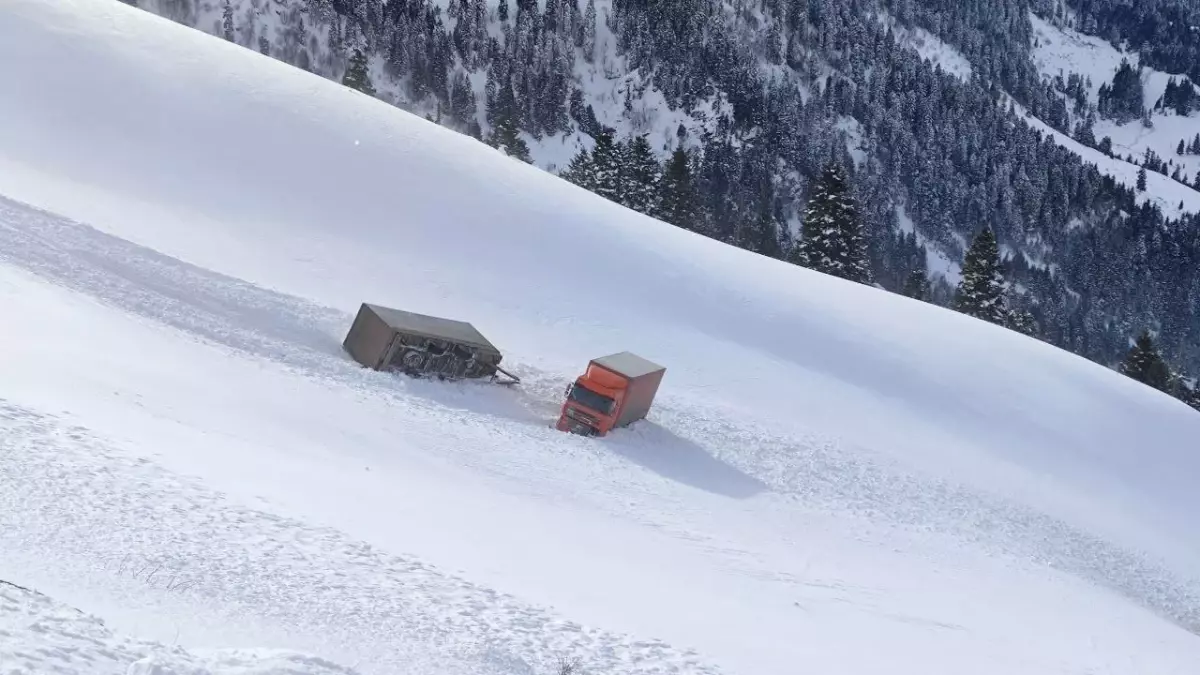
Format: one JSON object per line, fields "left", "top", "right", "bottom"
{"left": 657, "top": 145, "right": 697, "bottom": 231}
{"left": 238, "top": 5, "right": 257, "bottom": 48}
{"left": 222, "top": 0, "right": 235, "bottom": 42}
{"left": 498, "top": 0, "right": 509, "bottom": 22}
{"left": 794, "top": 164, "right": 870, "bottom": 284}
{"left": 1074, "top": 115, "right": 1096, "bottom": 147}
{"left": 1178, "top": 139, "right": 1186, "bottom": 156}
{"left": 485, "top": 72, "right": 532, "bottom": 162}
{"left": 740, "top": 189, "right": 783, "bottom": 258}
{"left": 448, "top": 70, "right": 477, "bottom": 128}
{"left": 589, "top": 129, "right": 622, "bottom": 202}
{"left": 1120, "top": 330, "right": 1172, "bottom": 393}
{"left": 621, "top": 134, "right": 661, "bottom": 215}
{"left": 491, "top": 120, "right": 532, "bottom": 162}
{"left": 1182, "top": 381, "right": 1200, "bottom": 412}
{"left": 1137, "top": 166, "right": 1147, "bottom": 191}
{"left": 490, "top": 108, "right": 531, "bottom": 162}
{"left": 560, "top": 144, "right": 595, "bottom": 190}
{"left": 954, "top": 227, "right": 1008, "bottom": 325}
{"left": 1005, "top": 305, "right": 1038, "bottom": 337}
{"left": 581, "top": 0, "right": 596, "bottom": 63}
{"left": 902, "top": 268, "right": 930, "bottom": 301}
{"left": 342, "top": 49, "right": 376, "bottom": 96}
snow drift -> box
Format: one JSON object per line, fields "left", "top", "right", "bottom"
{"left": 1, "top": 1, "right": 1199, "bottom": 674}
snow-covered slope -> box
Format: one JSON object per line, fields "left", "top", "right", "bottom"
{"left": 0, "top": 580, "right": 358, "bottom": 675}
{"left": 875, "top": 9, "right": 974, "bottom": 83}
{"left": 1006, "top": 94, "right": 1200, "bottom": 218}
{"left": 137, "top": 0, "right": 730, "bottom": 172}
{"left": 1030, "top": 12, "right": 1200, "bottom": 216}
{"left": 1, "top": 1, "right": 1200, "bottom": 674}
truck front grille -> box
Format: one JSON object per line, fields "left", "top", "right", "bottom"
{"left": 566, "top": 407, "right": 597, "bottom": 426}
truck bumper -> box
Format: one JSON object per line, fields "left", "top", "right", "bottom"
{"left": 556, "top": 410, "right": 602, "bottom": 437}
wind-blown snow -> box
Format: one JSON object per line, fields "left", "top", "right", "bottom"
{"left": 1, "top": 2, "right": 1199, "bottom": 674}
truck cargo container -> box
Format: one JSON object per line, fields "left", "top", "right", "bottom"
{"left": 343, "top": 303, "right": 517, "bottom": 383}
{"left": 556, "top": 352, "right": 665, "bottom": 436}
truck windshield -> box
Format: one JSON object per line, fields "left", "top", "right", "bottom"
{"left": 568, "top": 383, "right": 615, "bottom": 415}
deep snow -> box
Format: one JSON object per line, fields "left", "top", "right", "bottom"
{"left": 1, "top": 1, "right": 1200, "bottom": 674}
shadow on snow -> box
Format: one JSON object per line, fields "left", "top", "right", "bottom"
{"left": 603, "top": 421, "right": 769, "bottom": 500}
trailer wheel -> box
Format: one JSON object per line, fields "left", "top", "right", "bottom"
{"left": 400, "top": 350, "right": 424, "bottom": 369}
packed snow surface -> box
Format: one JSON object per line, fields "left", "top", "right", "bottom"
{"left": 1, "top": 1, "right": 1200, "bottom": 674}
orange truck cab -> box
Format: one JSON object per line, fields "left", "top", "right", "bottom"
{"left": 556, "top": 352, "right": 666, "bottom": 437}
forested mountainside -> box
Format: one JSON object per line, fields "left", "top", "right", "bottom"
{"left": 127, "top": 0, "right": 1200, "bottom": 406}
{"left": 1042, "top": 0, "right": 1200, "bottom": 84}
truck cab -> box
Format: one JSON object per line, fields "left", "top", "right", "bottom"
{"left": 556, "top": 352, "right": 665, "bottom": 437}
{"left": 558, "top": 374, "right": 623, "bottom": 436}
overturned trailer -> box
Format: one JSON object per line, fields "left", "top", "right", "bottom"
{"left": 343, "top": 303, "right": 518, "bottom": 384}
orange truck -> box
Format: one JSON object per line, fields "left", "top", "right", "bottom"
{"left": 556, "top": 352, "right": 666, "bottom": 437}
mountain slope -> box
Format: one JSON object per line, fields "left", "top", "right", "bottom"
{"left": 123, "top": 0, "right": 1200, "bottom": 382}
{"left": 1, "top": 1, "right": 1200, "bottom": 674}
{"left": 1029, "top": 12, "right": 1200, "bottom": 208}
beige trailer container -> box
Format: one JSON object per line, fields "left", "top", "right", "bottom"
{"left": 343, "top": 303, "right": 511, "bottom": 381}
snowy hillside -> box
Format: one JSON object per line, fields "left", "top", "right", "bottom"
{"left": 119, "top": 0, "right": 1200, "bottom": 379}
{"left": 1007, "top": 94, "right": 1200, "bottom": 219}
{"left": 0, "top": 581, "right": 359, "bottom": 675}
{"left": 1030, "top": 12, "right": 1200, "bottom": 216}
{"left": 3, "top": 1, "right": 1200, "bottom": 674}
{"left": 874, "top": 9, "right": 974, "bottom": 84}
{"left": 134, "top": 0, "right": 729, "bottom": 172}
